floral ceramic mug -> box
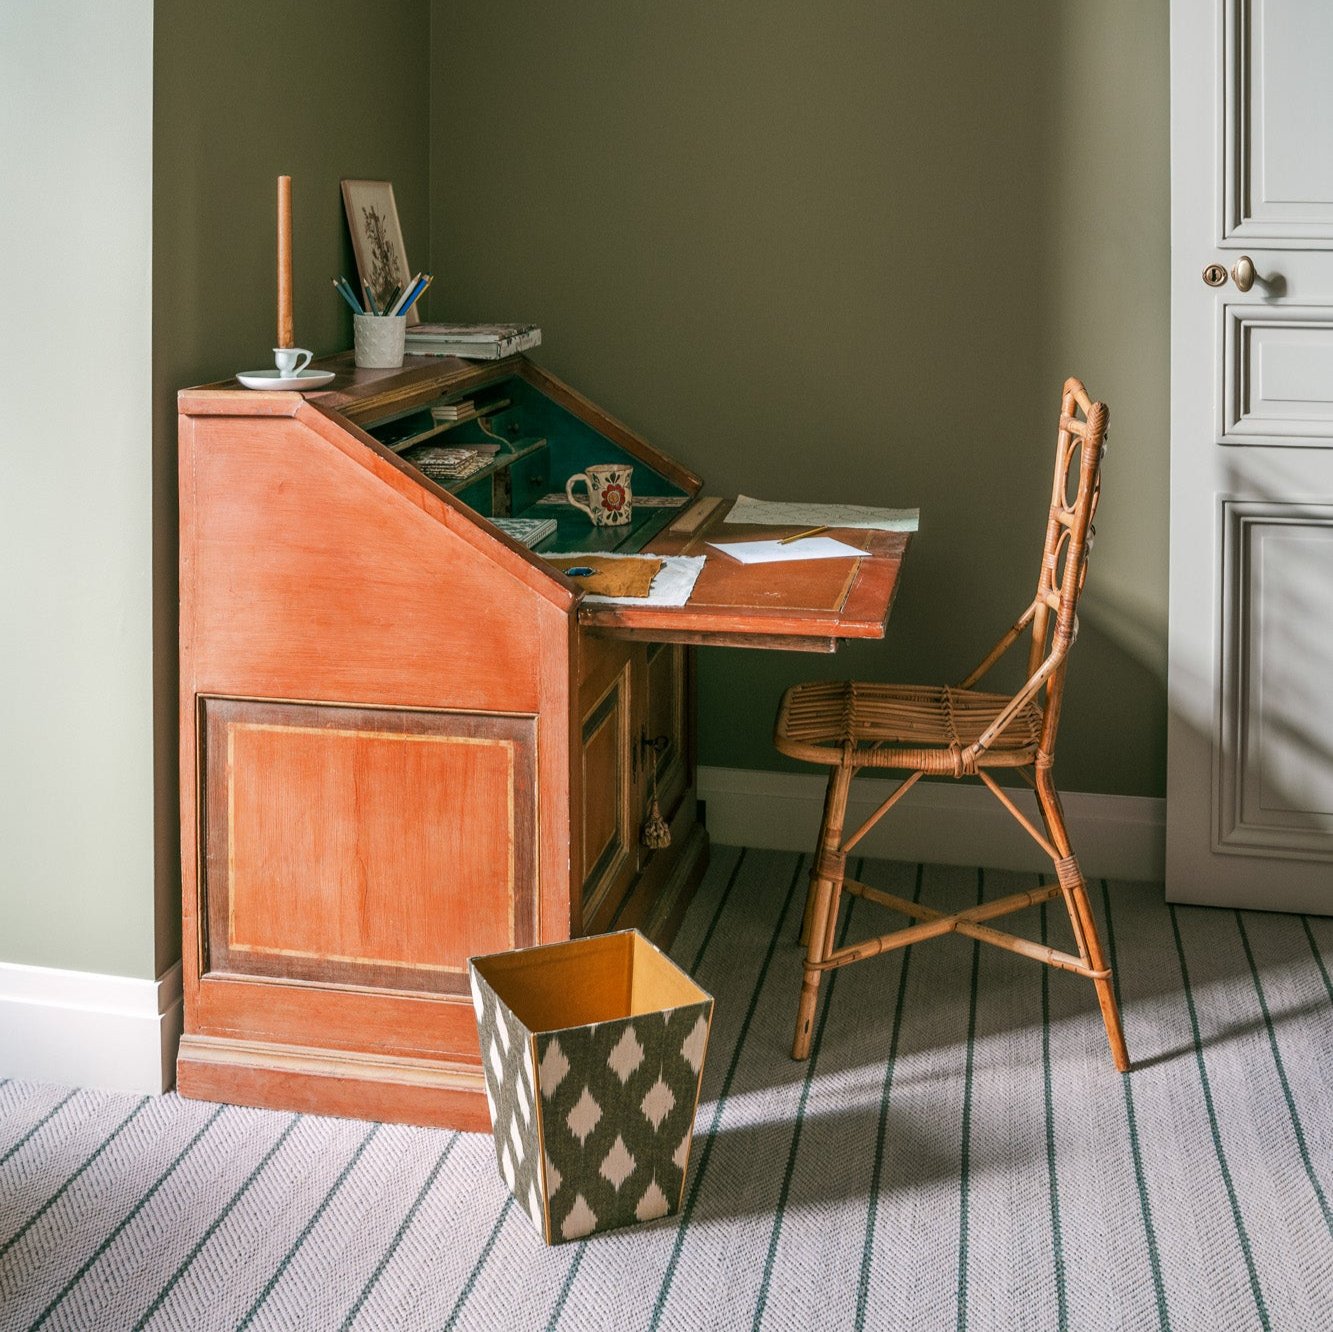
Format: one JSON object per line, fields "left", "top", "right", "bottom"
{"left": 566, "top": 464, "right": 634, "bottom": 527}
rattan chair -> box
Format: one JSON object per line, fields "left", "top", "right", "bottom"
{"left": 773, "top": 377, "right": 1129, "bottom": 1072}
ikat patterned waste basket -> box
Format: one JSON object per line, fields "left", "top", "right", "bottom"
{"left": 469, "top": 929, "right": 713, "bottom": 1244}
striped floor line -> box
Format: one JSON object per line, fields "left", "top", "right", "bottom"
{"left": 236, "top": 1122, "right": 382, "bottom": 1329}
{"left": 751, "top": 861, "right": 862, "bottom": 1329}
{"left": 1236, "top": 912, "right": 1333, "bottom": 1238}
{"left": 1305, "top": 917, "right": 1333, "bottom": 1001}
{"left": 1169, "top": 903, "right": 1271, "bottom": 1331}
{"left": 132, "top": 1114, "right": 300, "bottom": 1328}
{"left": 338, "top": 1133, "right": 460, "bottom": 1331}
{"left": 442, "top": 1195, "right": 515, "bottom": 1331}
{"left": 1040, "top": 900, "right": 1070, "bottom": 1332}
{"left": 854, "top": 861, "right": 924, "bottom": 1332}
{"left": 647, "top": 853, "right": 807, "bottom": 1332}
{"left": 0, "top": 1098, "right": 150, "bottom": 1259}
{"left": 1101, "top": 881, "right": 1170, "bottom": 1330}
{"left": 954, "top": 869, "right": 984, "bottom": 1332}
{"left": 0, "top": 1089, "right": 78, "bottom": 1169}
{"left": 28, "top": 1105, "right": 226, "bottom": 1330}
{"left": 1, "top": 851, "right": 1329, "bottom": 1331}
{"left": 544, "top": 846, "right": 751, "bottom": 1332}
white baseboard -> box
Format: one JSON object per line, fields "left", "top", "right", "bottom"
{"left": 697, "top": 766, "right": 1165, "bottom": 882}
{"left": 0, "top": 960, "right": 182, "bottom": 1094}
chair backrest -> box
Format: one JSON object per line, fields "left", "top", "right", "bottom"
{"left": 1025, "top": 377, "right": 1108, "bottom": 756}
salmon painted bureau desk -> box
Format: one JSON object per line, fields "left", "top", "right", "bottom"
{"left": 176, "top": 353, "right": 907, "bottom": 1129}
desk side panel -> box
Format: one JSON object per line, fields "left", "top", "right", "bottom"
{"left": 178, "top": 405, "right": 573, "bottom": 1123}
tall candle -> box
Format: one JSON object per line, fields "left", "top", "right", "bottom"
{"left": 277, "top": 175, "right": 293, "bottom": 348}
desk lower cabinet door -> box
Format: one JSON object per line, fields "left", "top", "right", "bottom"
{"left": 180, "top": 696, "right": 542, "bottom": 1129}
{"left": 577, "top": 639, "right": 696, "bottom": 935}
{"left": 199, "top": 698, "right": 539, "bottom": 991}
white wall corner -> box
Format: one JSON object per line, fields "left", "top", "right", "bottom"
{"left": 697, "top": 766, "right": 1165, "bottom": 883}
{"left": 0, "top": 960, "right": 182, "bottom": 1095}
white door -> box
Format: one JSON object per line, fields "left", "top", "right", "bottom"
{"left": 1168, "top": 0, "right": 1333, "bottom": 912}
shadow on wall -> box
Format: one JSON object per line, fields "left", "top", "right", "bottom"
{"left": 696, "top": 553, "right": 1168, "bottom": 799}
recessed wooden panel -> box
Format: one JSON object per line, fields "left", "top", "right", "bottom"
{"left": 1218, "top": 503, "right": 1333, "bottom": 858}
{"left": 580, "top": 664, "right": 634, "bottom": 924}
{"left": 1227, "top": 0, "right": 1333, "bottom": 242}
{"left": 1224, "top": 307, "right": 1333, "bottom": 445}
{"left": 202, "top": 698, "right": 538, "bottom": 993}
{"left": 646, "top": 642, "right": 688, "bottom": 818}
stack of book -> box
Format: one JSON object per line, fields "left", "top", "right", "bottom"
{"left": 406, "top": 323, "right": 542, "bottom": 360}
{"left": 491, "top": 516, "right": 557, "bottom": 549}
{"left": 429, "top": 400, "right": 476, "bottom": 422}
{"left": 402, "top": 443, "right": 500, "bottom": 483}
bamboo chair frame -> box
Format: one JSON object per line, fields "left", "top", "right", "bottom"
{"left": 773, "top": 378, "right": 1129, "bottom": 1072}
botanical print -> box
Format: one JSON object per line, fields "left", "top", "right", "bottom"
{"left": 340, "top": 180, "right": 419, "bottom": 323}
{"left": 361, "top": 204, "right": 400, "bottom": 309}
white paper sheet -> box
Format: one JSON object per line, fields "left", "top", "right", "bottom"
{"left": 707, "top": 536, "right": 866, "bottom": 565}
{"left": 557, "top": 553, "right": 707, "bottom": 605}
{"left": 724, "top": 494, "right": 920, "bottom": 532}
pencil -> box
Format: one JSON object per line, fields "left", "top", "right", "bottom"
{"left": 332, "top": 277, "right": 363, "bottom": 314}
{"left": 398, "top": 273, "right": 433, "bottom": 316}
{"left": 779, "top": 525, "right": 829, "bottom": 545}
{"left": 389, "top": 272, "right": 422, "bottom": 315}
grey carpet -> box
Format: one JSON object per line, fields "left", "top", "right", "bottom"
{"left": 1, "top": 847, "right": 1330, "bottom": 1331}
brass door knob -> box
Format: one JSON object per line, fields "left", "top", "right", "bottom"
{"left": 1231, "top": 255, "right": 1256, "bottom": 292}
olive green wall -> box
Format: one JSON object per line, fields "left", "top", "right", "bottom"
{"left": 428, "top": 1, "right": 1170, "bottom": 797}
{"left": 3, "top": 0, "right": 1169, "bottom": 991}
{"left": 151, "top": 0, "right": 431, "bottom": 969}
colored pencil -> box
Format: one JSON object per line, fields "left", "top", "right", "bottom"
{"left": 332, "top": 277, "right": 363, "bottom": 315}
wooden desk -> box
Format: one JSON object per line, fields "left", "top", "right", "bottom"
{"left": 583, "top": 498, "right": 908, "bottom": 652}
{"left": 176, "top": 354, "right": 907, "bottom": 1129}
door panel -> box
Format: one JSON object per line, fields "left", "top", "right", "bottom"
{"left": 1228, "top": 0, "right": 1333, "bottom": 240}
{"left": 1224, "top": 307, "right": 1333, "bottom": 443}
{"left": 1218, "top": 504, "right": 1333, "bottom": 856}
{"left": 1169, "top": 0, "right": 1333, "bottom": 911}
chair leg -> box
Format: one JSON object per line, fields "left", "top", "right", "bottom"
{"left": 1036, "top": 770, "right": 1131, "bottom": 1073}
{"left": 793, "top": 762, "right": 853, "bottom": 1060}
{"left": 799, "top": 766, "right": 846, "bottom": 947}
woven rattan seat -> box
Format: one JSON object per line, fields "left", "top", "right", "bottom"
{"left": 775, "top": 681, "right": 1043, "bottom": 774}
{"left": 773, "top": 378, "right": 1129, "bottom": 1073}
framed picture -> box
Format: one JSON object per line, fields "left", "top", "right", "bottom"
{"left": 340, "top": 179, "right": 421, "bottom": 324}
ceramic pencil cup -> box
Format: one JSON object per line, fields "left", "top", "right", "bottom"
{"left": 566, "top": 464, "right": 634, "bottom": 527}
{"left": 353, "top": 314, "right": 407, "bottom": 369}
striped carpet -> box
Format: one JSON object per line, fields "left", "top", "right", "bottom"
{"left": 1, "top": 847, "right": 1330, "bottom": 1331}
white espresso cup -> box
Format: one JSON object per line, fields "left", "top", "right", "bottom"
{"left": 566, "top": 464, "right": 634, "bottom": 527}
{"left": 274, "top": 347, "right": 313, "bottom": 377}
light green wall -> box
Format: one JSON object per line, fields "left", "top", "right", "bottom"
{"left": 2, "top": 1, "right": 430, "bottom": 981}
{"left": 152, "top": 0, "right": 432, "bottom": 969}
{"left": 428, "top": 1, "right": 1170, "bottom": 796}
{"left": 1, "top": 1, "right": 157, "bottom": 978}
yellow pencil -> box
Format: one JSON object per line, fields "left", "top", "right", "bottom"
{"left": 779, "top": 525, "right": 829, "bottom": 545}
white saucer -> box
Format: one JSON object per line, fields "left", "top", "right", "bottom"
{"left": 236, "top": 368, "right": 337, "bottom": 391}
